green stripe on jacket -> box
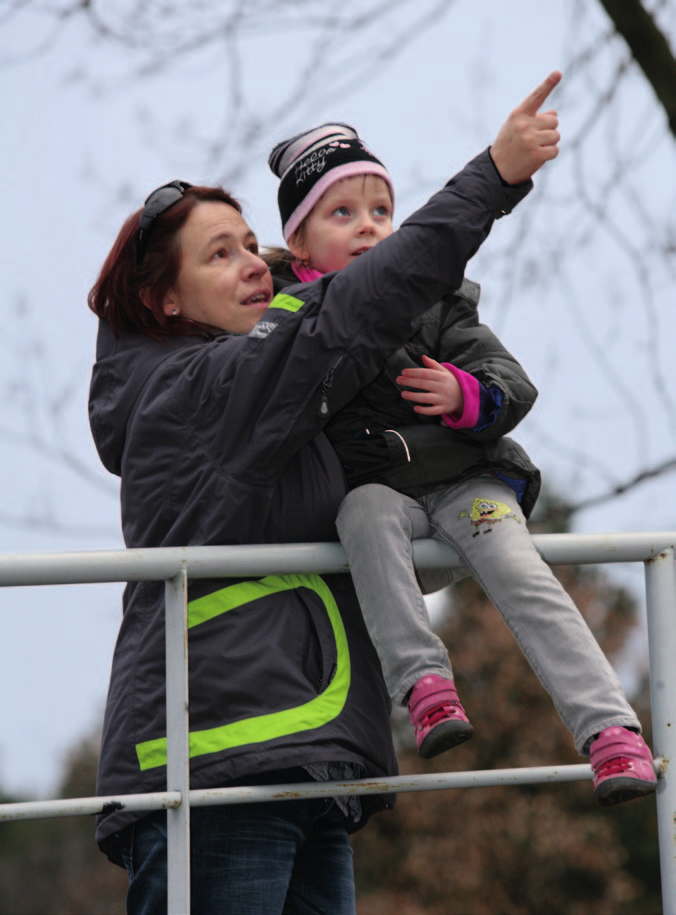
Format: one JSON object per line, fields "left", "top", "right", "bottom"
{"left": 135, "top": 574, "right": 350, "bottom": 771}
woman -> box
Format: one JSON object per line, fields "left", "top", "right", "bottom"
{"left": 87, "top": 74, "right": 560, "bottom": 914}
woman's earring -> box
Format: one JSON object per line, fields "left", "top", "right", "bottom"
{"left": 172, "top": 309, "right": 178, "bottom": 316}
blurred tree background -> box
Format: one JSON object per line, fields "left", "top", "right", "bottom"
{"left": 0, "top": 0, "right": 675, "bottom": 525}
{"left": 0, "top": 497, "right": 661, "bottom": 914}
{"left": 352, "top": 495, "right": 661, "bottom": 915}
{"left": 0, "top": 1, "right": 671, "bottom": 912}
{"left": 0, "top": 734, "right": 127, "bottom": 915}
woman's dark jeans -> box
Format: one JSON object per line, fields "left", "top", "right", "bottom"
{"left": 119, "top": 798, "right": 356, "bottom": 915}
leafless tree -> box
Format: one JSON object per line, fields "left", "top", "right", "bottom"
{"left": 1, "top": 0, "right": 675, "bottom": 529}
{"left": 0, "top": 0, "right": 459, "bottom": 537}
{"left": 553, "top": 0, "right": 676, "bottom": 512}
{"left": 0, "top": 0, "right": 460, "bottom": 185}
{"left": 472, "top": 0, "right": 676, "bottom": 515}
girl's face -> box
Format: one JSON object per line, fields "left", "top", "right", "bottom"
{"left": 164, "top": 202, "right": 274, "bottom": 333}
{"left": 290, "top": 175, "right": 393, "bottom": 274}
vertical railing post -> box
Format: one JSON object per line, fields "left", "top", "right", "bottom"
{"left": 645, "top": 548, "right": 676, "bottom": 915}
{"left": 165, "top": 569, "right": 191, "bottom": 915}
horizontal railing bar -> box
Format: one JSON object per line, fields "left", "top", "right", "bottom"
{"left": 529, "top": 532, "right": 676, "bottom": 566}
{"left": 190, "top": 764, "right": 596, "bottom": 805}
{"left": 0, "top": 533, "right": 674, "bottom": 587}
{"left": 0, "top": 543, "right": 349, "bottom": 586}
{"left": 0, "top": 763, "right": 606, "bottom": 822}
{"left": 0, "top": 791, "right": 182, "bottom": 822}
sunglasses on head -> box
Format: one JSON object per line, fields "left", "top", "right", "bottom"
{"left": 136, "top": 180, "right": 193, "bottom": 267}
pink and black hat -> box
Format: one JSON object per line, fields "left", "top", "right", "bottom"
{"left": 268, "top": 123, "right": 394, "bottom": 241}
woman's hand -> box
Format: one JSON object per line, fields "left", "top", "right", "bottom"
{"left": 396, "top": 354, "right": 464, "bottom": 416}
{"left": 490, "top": 71, "right": 562, "bottom": 185}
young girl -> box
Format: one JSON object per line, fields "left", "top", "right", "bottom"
{"left": 266, "top": 122, "right": 657, "bottom": 807}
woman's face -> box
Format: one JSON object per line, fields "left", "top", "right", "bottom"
{"left": 165, "top": 202, "right": 274, "bottom": 334}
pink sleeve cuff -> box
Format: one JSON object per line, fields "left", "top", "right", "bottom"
{"left": 441, "top": 363, "right": 481, "bottom": 429}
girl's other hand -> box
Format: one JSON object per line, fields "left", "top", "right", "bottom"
{"left": 396, "top": 354, "right": 464, "bottom": 416}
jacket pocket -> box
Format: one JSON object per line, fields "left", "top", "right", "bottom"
{"left": 298, "top": 585, "right": 338, "bottom": 694}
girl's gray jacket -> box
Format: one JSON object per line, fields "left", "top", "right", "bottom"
{"left": 321, "top": 278, "right": 542, "bottom": 517}
{"left": 269, "top": 272, "right": 542, "bottom": 518}
{"left": 88, "top": 150, "right": 531, "bottom": 858}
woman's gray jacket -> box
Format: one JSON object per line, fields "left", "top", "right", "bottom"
{"left": 88, "top": 150, "right": 531, "bottom": 858}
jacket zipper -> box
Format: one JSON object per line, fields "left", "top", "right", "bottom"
{"left": 319, "top": 355, "right": 345, "bottom": 417}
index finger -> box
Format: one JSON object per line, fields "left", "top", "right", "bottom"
{"left": 518, "top": 70, "right": 562, "bottom": 116}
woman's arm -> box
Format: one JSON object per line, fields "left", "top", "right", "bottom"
{"left": 201, "top": 150, "right": 530, "bottom": 475}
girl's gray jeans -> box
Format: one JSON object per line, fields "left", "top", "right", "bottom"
{"left": 335, "top": 474, "right": 639, "bottom": 755}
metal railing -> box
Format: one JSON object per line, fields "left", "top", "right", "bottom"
{"left": 0, "top": 532, "right": 674, "bottom": 915}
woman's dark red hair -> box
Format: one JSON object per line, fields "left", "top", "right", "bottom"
{"left": 88, "top": 185, "right": 243, "bottom": 340}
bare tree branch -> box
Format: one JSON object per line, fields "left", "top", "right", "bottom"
{"left": 0, "top": 508, "right": 119, "bottom": 539}
{"left": 598, "top": 0, "right": 676, "bottom": 137}
{"left": 568, "top": 455, "right": 676, "bottom": 515}
{"left": 0, "top": 429, "right": 118, "bottom": 497}
{"left": 2, "top": 0, "right": 676, "bottom": 530}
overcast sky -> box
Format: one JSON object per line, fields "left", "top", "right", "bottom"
{"left": 0, "top": 0, "right": 674, "bottom": 798}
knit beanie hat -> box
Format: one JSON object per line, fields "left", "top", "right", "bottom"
{"left": 268, "top": 123, "right": 394, "bottom": 241}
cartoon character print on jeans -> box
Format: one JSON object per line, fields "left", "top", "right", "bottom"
{"left": 458, "top": 498, "right": 521, "bottom": 537}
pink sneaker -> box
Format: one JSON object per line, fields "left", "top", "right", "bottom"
{"left": 590, "top": 726, "right": 657, "bottom": 806}
{"left": 407, "top": 675, "right": 474, "bottom": 759}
